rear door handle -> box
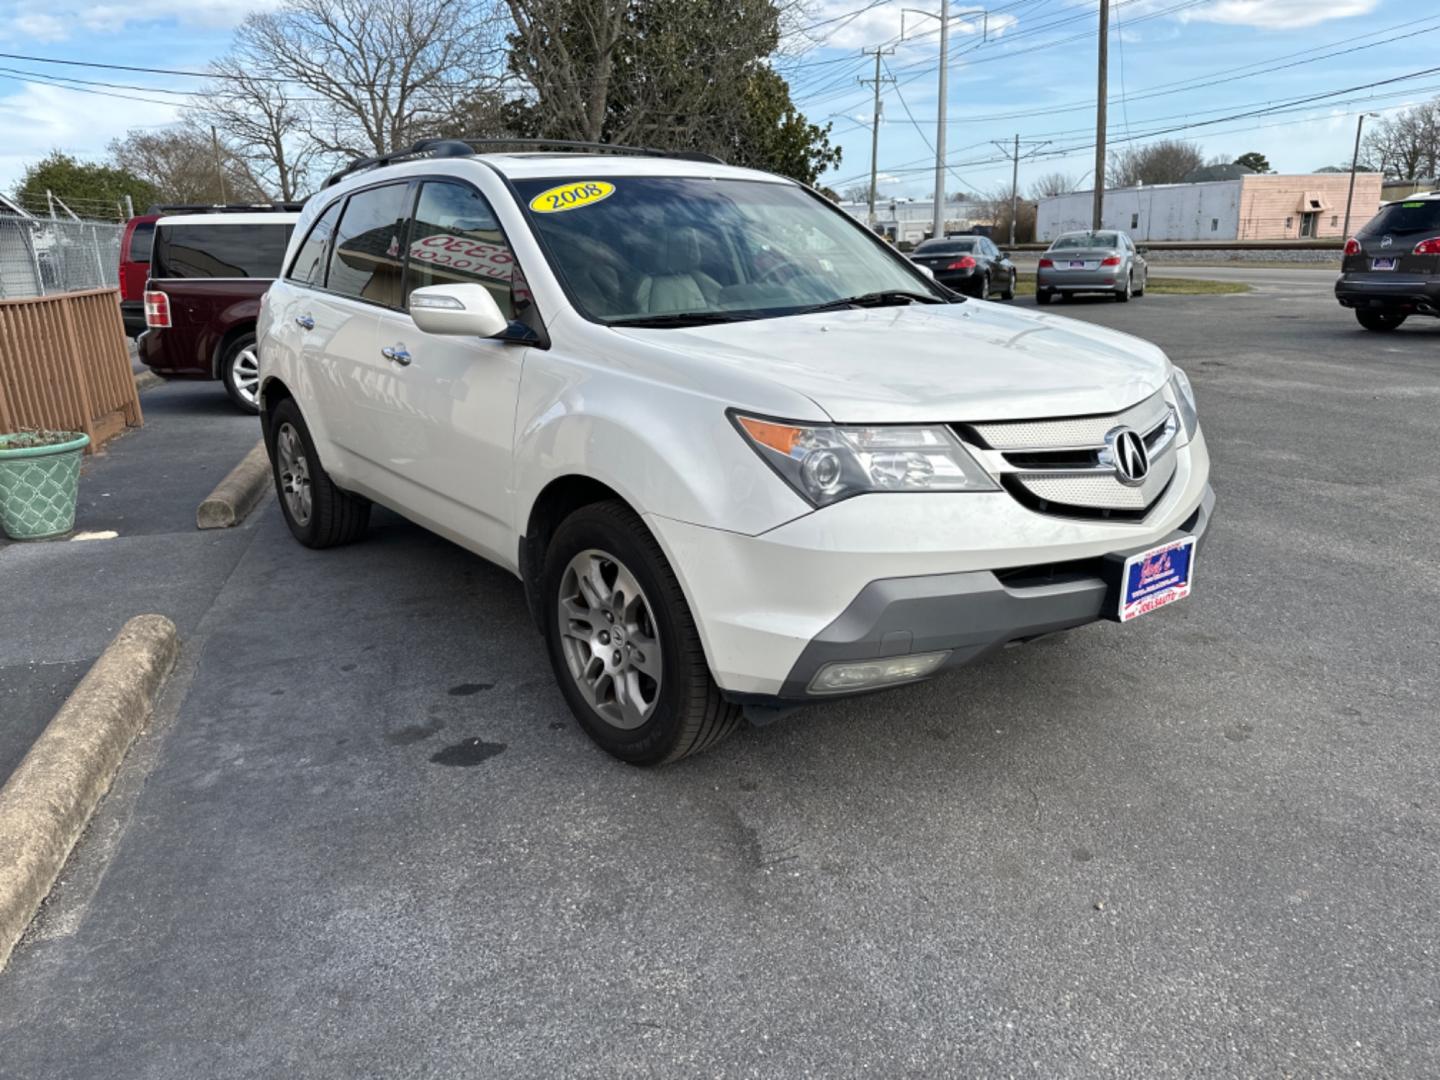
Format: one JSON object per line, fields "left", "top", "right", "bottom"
{"left": 295, "top": 314, "right": 314, "bottom": 330}
{"left": 381, "top": 343, "right": 412, "bottom": 367}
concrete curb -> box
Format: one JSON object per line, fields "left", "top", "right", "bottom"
{"left": 197, "top": 439, "right": 270, "bottom": 530}
{"left": 0, "top": 614, "right": 179, "bottom": 972}
{"left": 133, "top": 371, "right": 164, "bottom": 393}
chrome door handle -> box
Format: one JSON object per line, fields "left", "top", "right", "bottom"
{"left": 295, "top": 314, "right": 314, "bottom": 330}
{"left": 381, "top": 343, "right": 412, "bottom": 366}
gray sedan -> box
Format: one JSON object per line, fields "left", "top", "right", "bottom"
{"left": 1036, "top": 230, "right": 1148, "bottom": 305}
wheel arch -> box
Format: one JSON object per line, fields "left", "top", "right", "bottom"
{"left": 519, "top": 475, "right": 634, "bottom": 631}
{"left": 211, "top": 320, "right": 258, "bottom": 378}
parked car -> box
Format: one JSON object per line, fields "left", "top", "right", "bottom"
{"left": 911, "top": 235, "right": 1016, "bottom": 299}
{"left": 1335, "top": 191, "right": 1440, "bottom": 331}
{"left": 118, "top": 214, "right": 160, "bottom": 336}
{"left": 258, "top": 140, "right": 1213, "bottom": 765}
{"left": 1036, "top": 230, "right": 1148, "bottom": 304}
{"left": 139, "top": 211, "right": 298, "bottom": 412}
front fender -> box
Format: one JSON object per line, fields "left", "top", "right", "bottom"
{"left": 512, "top": 351, "right": 814, "bottom": 538}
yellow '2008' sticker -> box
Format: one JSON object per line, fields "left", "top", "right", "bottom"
{"left": 529, "top": 181, "right": 615, "bottom": 214}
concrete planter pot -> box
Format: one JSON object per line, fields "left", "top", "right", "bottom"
{"left": 0, "top": 431, "right": 90, "bottom": 540}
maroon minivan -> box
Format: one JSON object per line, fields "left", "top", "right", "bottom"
{"left": 139, "top": 212, "right": 298, "bottom": 413}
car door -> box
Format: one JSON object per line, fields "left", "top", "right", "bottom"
{"left": 298, "top": 181, "right": 415, "bottom": 499}
{"left": 367, "top": 178, "right": 532, "bottom": 565}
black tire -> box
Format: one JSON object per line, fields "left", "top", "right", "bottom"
{"left": 542, "top": 500, "right": 742, "bottom": 765}
{"left": 977, "top": 274, "right": 991, "bottom": 301}
{"left": 220, "top": 331, "right": 261, "bottom": 415}
{"left": 1036, "top": 289, "right": 1052, "bottom": 306}
{"left": 1115, "top": 273, "right": 1132, "bottom": 303}
{"left": 1355, "top": 309, "right": 1407, "bottom": 332}
{"left": 265, "top": 398, "right": 370, "bottom": 548}
{"left": 1134, "top": 270, "right": 1146, "bottom": 297}
{"left": 1001, "top": 270, "right": 1016, "bottom": 300}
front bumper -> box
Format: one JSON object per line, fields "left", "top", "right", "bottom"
{"left": 1335, "top": 274, "right": 1440, "bottom": 314}
{"left": 646, "top": 431, "right": 1212, "bottom": 700}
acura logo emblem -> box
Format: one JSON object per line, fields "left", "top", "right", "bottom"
{"left": 1106, "top": 426, "right": 1150, "bottom": 486}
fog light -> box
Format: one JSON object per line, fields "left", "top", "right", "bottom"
{"left": 808, "top": 650, "right": 951, "bottom": 695}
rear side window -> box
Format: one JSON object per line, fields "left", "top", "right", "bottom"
{"left": 327, "top": 183, "right": 412, "bottom": 307}
{"left": 151, "top": 223, "right": 294, "bottom": 279}
{"left": 125, "top": 220, "right": 155, "bottom": 264}
{"left": 287, "top": 202, "right": 342, "bottom": 287}
{"left": 404, "top": 181, "right": 516, "bottom": 319}
{"left": 1358, "top": 200, "right": 1440, "bottom": 237}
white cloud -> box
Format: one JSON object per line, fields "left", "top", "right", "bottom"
{"left": 1182, "top": 0, "right": 1378, "bottom": 30}
{"left": 0, "top": 0, "right": 278, "bottom": 41}
{"left": 0, "top": 82, "right": 182, "bottom": 192}
{"left": 12, "top": 13, "right": 70, "bottom": 41}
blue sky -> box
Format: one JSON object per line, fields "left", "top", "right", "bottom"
{"left": 784, "top": 0, "right": 1436, "bottom": 199}
{"left": 0, "top": 0, "right": 1432, "bottom": 199}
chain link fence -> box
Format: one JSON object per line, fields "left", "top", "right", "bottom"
{"left": 0, "top": 216, "right": 124, "bottom": 300}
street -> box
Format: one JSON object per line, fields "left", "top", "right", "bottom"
{"left": 2, "top": 288, "right": 1439, "bottom": 1078}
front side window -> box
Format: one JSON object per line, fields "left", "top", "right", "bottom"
{"left": 513, "top": 176, "right": 936, "bottom": 324}
{"left": 151, "top": 222, "right": 294, "bottom": 279}
{"left": 126, "top": 220, "right": 155, "bottom": 263}
{"left": 287, "top": 201, "right": 342, "bottom": 287}
{"left": 328, "top": 183, "right": 412, "bottom": 306}
{"left": 404, "top": 181, "right": 516, "bottom": 319}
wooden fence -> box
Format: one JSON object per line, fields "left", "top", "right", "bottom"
{"left": 0, "top": 288, "right": 141, "bottom": 453}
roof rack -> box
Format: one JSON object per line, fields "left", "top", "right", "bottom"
{"left": 144, "top": 202, "right": 306, "bottom": 215}
{"left": 322, "top": 137, "right": 725, "bottom": 188}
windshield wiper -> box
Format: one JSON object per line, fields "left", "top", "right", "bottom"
{"left": 608, "top": 311, "right": 752, "bottom": 328}
{"left": 800, "top": 290, "right": 949, "bottom": 315}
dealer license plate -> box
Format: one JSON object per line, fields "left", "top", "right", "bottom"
{"left": 1118, "top": 537, "right": 1196, "bottom": 622}
{"left": 1372, "top": 257, "right": 1397, "bottom": 270}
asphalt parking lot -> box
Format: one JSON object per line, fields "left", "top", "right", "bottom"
{"left": 3, "top": 281, "right": 1439, "bottom": 1078}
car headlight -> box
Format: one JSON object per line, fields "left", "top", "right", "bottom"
{"left": 732, "top": 413, "right": 998, "bottom": 507}
{"left": 1169, "top": 368, "right": 1199, "bottom": 443}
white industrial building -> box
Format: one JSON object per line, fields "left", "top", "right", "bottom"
{"left": 1036, "top": 173, "right": 1385, "bottom": 243}
{"left": 837, "top": 198, "right": 993, "bottom": 244}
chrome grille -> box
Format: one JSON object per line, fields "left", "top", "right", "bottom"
{"left": 971, "top": 390, "right": 1170, "bottom": 450}
{"left": 961, "top": 391, "right": 1179, "bottom": 519}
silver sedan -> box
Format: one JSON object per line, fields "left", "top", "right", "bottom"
{"left": 1036, "top": 230, "right": 1148, "bottom": 305}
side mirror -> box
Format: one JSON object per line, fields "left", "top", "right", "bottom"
{"left": 409, "top": 283, "right": 510, "bottom": 338}
{"left": 916, "top": 264, "right": 936, "bottom": 280}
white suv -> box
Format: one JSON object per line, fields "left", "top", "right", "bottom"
{"left": 258, "top": 140, "right": 1213, "bottom": 764}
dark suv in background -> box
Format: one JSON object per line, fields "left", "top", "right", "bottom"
{"left": 1336, "top": 191, "right": 1440, "bottom": 331}
{"left": 139, "top": 212, "right": 297, "bottom": 412}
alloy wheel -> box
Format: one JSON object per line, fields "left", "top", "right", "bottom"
{"left": 232, "top": 346, "right": 261, "bottom": 406}
{"left": 556, "top": 548, "right": 663, "bottom": 730}
{"left": 275, "top": 422, "right": 312, "bottom": 526}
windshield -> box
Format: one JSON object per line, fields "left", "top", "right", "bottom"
{"left": 915, "top": 239, "right": 977, "bottom": 254}
{"left": 1050, "top": 232, "right": 1119, "bottom": 250}
{"left": 1358, "top": 200, "right": 1440, "bottom": 237}
{"left": 514, "top": 176, "right": 939, "bottom": 324}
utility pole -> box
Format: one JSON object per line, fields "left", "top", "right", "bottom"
{"left": 859, "top": 47, "right": 895, "bottom": 230}
{"left": 1092, "top": 0, "right": 1109, "bottom": 230}
{"left": 211, "top": 125, "right": 229, "bottom": 204}
{"left": 992, "top": 136, "right": 1050, "bottom": 245}
{"left": 934, "top": 0, "right": 949, "bottom": 240}
{"left": 124, "top": 194, "right": 135, "bottom": 220}
{"left": 1343, "top": 112, "right": 1379, "bottom": 240}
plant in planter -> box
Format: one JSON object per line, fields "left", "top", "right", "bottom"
{"left": 0, "top": 429, "right": 90, "bottom": 540}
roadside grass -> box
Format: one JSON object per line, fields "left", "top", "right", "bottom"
{"left": 1009, "top": 273, "right": 1250, "bottom": 297}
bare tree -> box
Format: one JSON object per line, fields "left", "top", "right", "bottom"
{"left": 231, "top": 0, "right": 508, "bottom": 159}
{"left": 505, "top": 0, "right": 630, "bottom": 142}
{"left": 974, "top": 183, "right": 1035, "bottom": 243}
{"left": 1108, "top": 139, "right": 1205, "bottom": 187}
{"left": 1030, "top": 171, "right": 1078, "bottom": 198}
{"left": 107, "top": 121, "right": 269, "bottom": 205}
{"left": 1359, "top": 99, "right": 1440, "bottom": 180}
{"left": 197, "top": 58, "right": 317, "bottom": 201}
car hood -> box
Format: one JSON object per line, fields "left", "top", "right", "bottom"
{"left": 610, "top": 301, "right": 1169, "bottom": 423}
